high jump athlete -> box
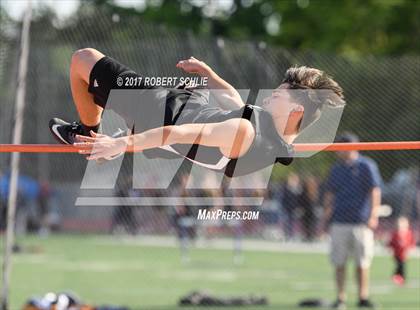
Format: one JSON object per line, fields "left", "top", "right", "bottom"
{"left": 49, "top": 48, "right": 345, "bottom": 177}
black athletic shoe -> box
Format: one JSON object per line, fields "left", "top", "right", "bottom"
{"left": 50, "top": 118, "right": 130, "bottom": 161}
{"left": 331, "top": 299, "right": 346, "bottom": 310}
{"left": 49, "top": 118, "right": 84, "bottom": 145}
{"left": 358, "top": 299, "right": 376, "bottom": 308}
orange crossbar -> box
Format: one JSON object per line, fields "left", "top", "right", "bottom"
{"left": 294, "top": 141, "right": 420, "bottom": 152}
{"left": 0, "top": 141, "right": 419, "bottom": 153}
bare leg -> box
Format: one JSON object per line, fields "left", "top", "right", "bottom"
{"left": 70, "top": 48, "right": 105, "bottom": 127}
{"left": 336, "top": 266, "right": 346, "bottom": 301}
{"left": 357, "top": 266, "right": 370, "bottom": 300}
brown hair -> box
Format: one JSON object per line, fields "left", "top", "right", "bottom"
{"left": 282, "top": 66, "right": 345, "bottom": 131}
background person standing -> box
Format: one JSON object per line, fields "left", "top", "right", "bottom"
{"left": 388, "top": 216, "right": 416, "bottom": 286}
{"left": 282, "top": 172, "right": 302, "bottom": 241}
{"left": 300, "top": 174, "right": 320, "bottom": 242}
{"left": 323, "top": 132, "right": 382, "bottom": 309}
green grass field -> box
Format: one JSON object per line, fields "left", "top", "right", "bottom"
{"left": 1, "top": 235, "right": 419, "bottom": 310}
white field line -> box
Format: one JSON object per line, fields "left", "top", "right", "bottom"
{"left": 91, "top": 235, "right": 420, "bottom": 258}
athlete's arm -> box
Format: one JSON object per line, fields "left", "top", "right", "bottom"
{"left": 176, "top": 57, "right": 245, "bottom": 110}
{"left": 322, "top": 191, "right": 334, "bottom": 233}
{"left": 76, "top": 118, "right": 255, "bottom": 161}
{"left": 367, "top": 186, "right": 381, "bottom": 230}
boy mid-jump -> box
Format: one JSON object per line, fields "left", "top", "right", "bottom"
{"left": 49, "top": 48, "right": 345, "bottom": 177}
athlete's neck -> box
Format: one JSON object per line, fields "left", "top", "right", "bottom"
{"left": 271, "top": 111, "right": 302, "bottom": 144}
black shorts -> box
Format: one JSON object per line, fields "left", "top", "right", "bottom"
{"left": 86, "top": 56, "right": 200, "bottom": 134}
{"left": 88, "top": 56, "right": 148, "bottom": 108}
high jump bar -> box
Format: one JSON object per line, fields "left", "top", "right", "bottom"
{"left": 0, "top": 141, "right": 419, "bottom": 153}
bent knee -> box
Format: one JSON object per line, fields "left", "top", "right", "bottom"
{"left": 71, "top": 48, "right": 103, "bottom": 66}
{"left": 71, "top": 48, "right": 104, "bottom": 81}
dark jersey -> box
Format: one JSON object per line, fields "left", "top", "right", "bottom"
{"left": 142, "top": 89, "right": 294, "bottom": 177}
{"left": 87, "top": 56, "right": 293, "bottom": 177}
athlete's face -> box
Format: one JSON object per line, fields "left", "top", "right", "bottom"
{"left": 262, "top": 83, "right": 304, "bottom": 137}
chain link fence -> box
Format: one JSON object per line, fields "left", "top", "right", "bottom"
{"left": 1, "top": 4, "right": 418, "bottom": 236}
{"left": 0, "top": 3, "right": 419, "bottom": 309}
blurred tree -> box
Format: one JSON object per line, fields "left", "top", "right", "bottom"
{"left": 97, "top": 0, "right": 420, "bottom": 57}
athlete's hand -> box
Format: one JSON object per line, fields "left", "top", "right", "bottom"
{"left": 176, "top": 56, "right": 210, "bottom": 76}
{"left": 75, "top": 131, "right": 128, "bottom": 160}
